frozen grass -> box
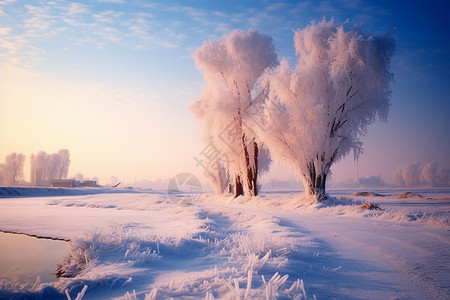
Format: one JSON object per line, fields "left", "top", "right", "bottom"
{"left": 204, "top": 191, "right": 450, "bottom": 229}
{"left": 56, "top": 223, "right": 162, "bottom": 278}
{"left": 65, "top": 285, "right": 87, "bottom": 300}
{"left": 116, "top": 208, "right": 311, "bottom": 299}
{"left": 41, "top": 203, "right": 312, "bottom": 298}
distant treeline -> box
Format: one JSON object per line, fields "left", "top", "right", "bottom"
{"left": 394, "top": 161, "right": 449, "bottom": 187}
{"left": 0, "top": 149, "right": 70, "bottom": 186}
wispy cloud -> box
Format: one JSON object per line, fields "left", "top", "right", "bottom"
{"left": 67, "top": 2, "right": 89, "bottom": 16}
{"left": 98, "top": 0, "right": 125, "bottom": 3}
{"left": 93, "top": 10, "right": 123, "bottom": 23}
{"left": 24, "top": 5, "right": 54, "bottom": 32}
{"left": 266, "top": 2, "right": 288, "bottom": 11}
{"left": 0, "top": 1, "right": 193, "bottom": 75}
{"left": 212, "top": 11, "right": 227, "bottom": 18}
{"left": 0, "top": 27, "right": 10, "bottom": 35}
{"left": 5, "top": 0, "right": 392, "bottom": 77}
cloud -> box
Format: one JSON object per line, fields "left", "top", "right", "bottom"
{"left": 67, "top": 3, "right": 89, "bottom": 16}
{"left": 2, "top": 0, "right": 315, "bottom": 74}
{"left": 212, "top": 11, "right": 228, "bottom": 18}
{"left": 93, "top": 10, "right": 123, "bottom": 23}
{"left": 95, "top": 26, "right": 123, "bottom": 44}
{"left": 121, "top": 12, "right": 184, "bottom": 49}
{"left": 214, "top": 22, "right": 231, "bottom": 33}
{"left": 0, "top": 27, "right": 11, "bottom": 35}
{"left": 0, "top": 31, "right": 44, "bottom": 76}
{"left": 265, "top": 2, "right": 288, "bottom": 11}
{"left": 98, "top": 0, "right": 125, "bottom": 3}
{"left": 1, "top": 40, "right": 18, "bottom": 50}
{"left": 24, "top": 5, "right": 53, "bottom": 32}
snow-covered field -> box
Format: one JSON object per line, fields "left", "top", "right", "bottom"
{"left": 0, "top": 187, "right": 449, "bottom": 299}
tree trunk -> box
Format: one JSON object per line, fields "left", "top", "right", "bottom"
{"left": 253, "top": 141, "right": 258, "bottom": 196}
{"left": 307, "top": 173, "right": 327, "bottom": 201}
{"left": 241, "top": 135, "right": 259, "bottom": 197}
{"left": 245, "top": 141, "right": 258, "bottom": 196}
{"left": 305, "top": 163, "right": 328, "bottom": 201}
{"left": 233, "top": 108, "right": 259, "bottom": 198}
{"left": 234, "top": 175, "right": 244, "bottom": 198}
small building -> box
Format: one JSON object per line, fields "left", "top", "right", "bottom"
{"left": 81, "top": 180, "right": 97, "bottom": 187}
{"left": 51, "top": 180, "right": 75, "bottom": 188}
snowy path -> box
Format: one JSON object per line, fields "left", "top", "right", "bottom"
{"left": 279, "top": 212, "right": 450, "bottom": 299}
{"left": 0, "top": 190, "right": 449, "bottom": 299}
{"left": 198, "top": 201, "right": 450, "bottom": 299}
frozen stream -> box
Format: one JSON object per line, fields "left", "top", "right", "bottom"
{"left": 0, "top": 232, "right": 68, "bottom": 284}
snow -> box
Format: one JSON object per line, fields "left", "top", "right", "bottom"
{"left": 0, "top": 188, "right": 449, "bottom": 299}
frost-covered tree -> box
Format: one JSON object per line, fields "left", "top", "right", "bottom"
{"left": 0, "top": 164, "right": 4, "bottom": 186}
{"left": 30, "top": 151, "right": 49, "bottom": 186}
{"left": 192, "top": 29, "right": 277, "bottom": 197}
{"left": 57, "top": 149, "right": 70, "bottom": 180}
{"left": 421, "top": 162, "right": 449, "bottom": 187}
{"left": 30, "top": 149, "right": 71, "bottom": 186}
{"left": 394, "top": 161, "right": 449, "bottom": 187}
{"left": 394, "top": 161, "right": 421, "bottom": 187}
{"left": 47, "top": 153, "right": 61, "bottom": 182}
{"left": 1, "top": 153, "right": 26, "bottom": 186}
{"left": 260, "top": 20, "right": 395, "bottom": 201}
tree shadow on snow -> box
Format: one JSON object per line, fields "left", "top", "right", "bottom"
{"left": 275, "top": 218, "right": 403, "bottom": 299}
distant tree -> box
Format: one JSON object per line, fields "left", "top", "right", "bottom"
{"left": 192, "top": 29, "right": 277, "bottom": 197}
{"left": 30, "top": 149, "right": 71, "bottom": 186}
{"left": 47, "top": 153, "right": 61, "bottom": 182}
{"left": 0, "top": 164, "right": 5, "bottom": 186}
{"left": 57, "top": 149, "right": 70, "bottom": 179}
{"left": 421, "top": 162, "right": 449, "bottom": 187}
{"left": 30, "top": 151, "right": 48, "bottom": 186}
{"left": 1, "top": 153, "right": 26, "bottom": 186}
{"left": 74, "top": 173, "right": 84, "bottom": 181}
{"left": 394, "top": 161, "right": 449, "bottom": 187}
{"left": 394, "top": 161, "right": 421, "bottom": 187}
{"left": 260, "top": 20, "right": 395, "bottom": 201}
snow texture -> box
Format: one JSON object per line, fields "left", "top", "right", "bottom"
{"left": 0, "top": 187, "right": 449, "bottom": 299}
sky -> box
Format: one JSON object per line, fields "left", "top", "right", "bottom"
{"left": 0, "top": 0, "right": 449, "bottom": 188}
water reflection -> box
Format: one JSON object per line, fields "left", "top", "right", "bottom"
{"left": 0, "top": 232, "right": 68, "bottom": 284}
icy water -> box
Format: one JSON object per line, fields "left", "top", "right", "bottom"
{"left": 0, "top": 232, "right": 68, "bottom": 284}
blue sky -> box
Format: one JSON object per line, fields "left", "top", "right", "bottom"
{"left": 0, "top": 0, "right": 449, "bottom": 187}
